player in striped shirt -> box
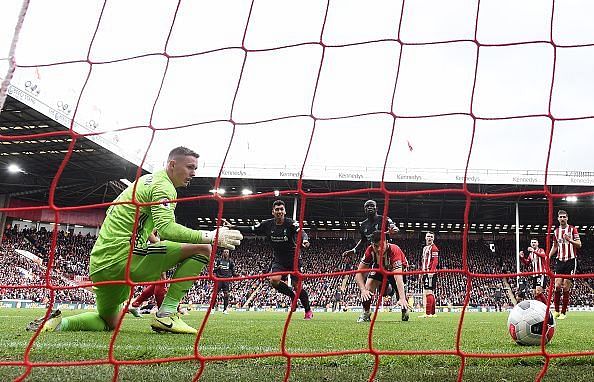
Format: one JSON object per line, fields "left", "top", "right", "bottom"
{"left": 419, "top": 232, "right": 439, "bottom": 318}
{"left": 355, "top": 231, "right": 409, "bottom": 322}
{"left": 548, "top": 209, "right": 581, "bottom": 320}
{"left": 519, "top": 238, "right": 547, "bottom": 305}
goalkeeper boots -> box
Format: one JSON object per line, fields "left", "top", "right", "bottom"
{"left": 26, "top": 309, "right": 62, "bottom": 332}
{"left": 151, "top": 313, "right": 197, "bottom": 334}
{"left": 304, "top": 310, "right": 314, "bottom": 320}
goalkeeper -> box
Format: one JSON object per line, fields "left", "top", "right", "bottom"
{"left": 27, "top": 147, "right": 243, "bottom": 334}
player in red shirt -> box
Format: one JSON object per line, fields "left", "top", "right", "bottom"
{"left": 519, "top": 238, "right": 547, "bottom": 305}
{"left": 548, "top": 209, "right": 581, "bottom": 320}
{"left": 419, "top": 232, "right": 439, "bottom": 318}
{"left": 355, "top": 231, "right": 409, "bottom": 322}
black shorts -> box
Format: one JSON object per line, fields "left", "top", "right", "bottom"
{"left": 368, "top": 271, "right": 407, "bottom": 285}
{"left": 216, "top": 281, "right": 230, "bottom": 292}
{"left": 554, "top": 258, "right": 577, "bottom": 278}
{"left": 422, "top": 274, "right": 438, "bottom": 290}
{"left": 269, "top": 261, "right": 301, "bottom": 283}
{"left": 531, "top": 275, "right": 546, "bottom": 289}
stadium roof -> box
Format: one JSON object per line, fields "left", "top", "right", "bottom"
{"left": 3, "top": 94, "right": 594, "bottom": 233}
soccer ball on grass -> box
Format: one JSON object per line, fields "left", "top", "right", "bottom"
{"left": 507, "top": 299, "right": 555, "bottom": 346}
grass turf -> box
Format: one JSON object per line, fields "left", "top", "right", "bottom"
{"left": 0, "top": 309, "right": 592, "bottom": 381}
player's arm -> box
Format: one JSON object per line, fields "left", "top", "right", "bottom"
{"left": 289, "top": 219, "right": 310, "bottom": 248}
{"left": 355, "top": 261, "right": 372, "bottom": 301}
{"left": 428, "top": 247, "right": 438, "bottom": 276}
{"left": 548, "top": 240, "right": 558, "bottom": 259}
{"left": 393, "top": 264, "right": 408, "bottom": 309}
{"left": 566, "top": 227, "right": 582, "bottom": 249}
{"left": 150, "top": 183, "right": 242, "bottom": 249}
{"left": 386, "top": 216, "right": 399, "bottom": 235}
{"left": 342, "top": 239, "right": 363, "bottom": 256}
{"left": 519, "top": 251, "right": 530, "bottom": 265}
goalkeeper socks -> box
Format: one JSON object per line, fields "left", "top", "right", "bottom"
{"left": 154, "top": 283, "right": 166, "bottom": 307}
{"left": 60, "top": 312, "right": 109, "bottom": 332}
{"left": 298, "top": 288, "right": 311, "bottom": 312}
{"left": 223, "top": 294, "right": 229, "bottom": 311}
{"left": 133, "top": 284, "right": 155, "bottom": 307}
{"left": 159, "top": 255, "right": 208, "bottom": 316}
{"left": 554, "top": 289, "right": 561, "bottom": 312}
{"left": 561, "top": 290, "right": 570, "bottom": 314}
{"left": 273, "top": 281, "right": 296, "bottom": 300}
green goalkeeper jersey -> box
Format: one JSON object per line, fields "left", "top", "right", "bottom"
{"left": 90, "top": 169, "right": 204, "bottom": 275}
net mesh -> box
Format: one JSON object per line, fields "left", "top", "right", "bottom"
{"left": 1, "top": 1, "right": 593, "bottom": 381}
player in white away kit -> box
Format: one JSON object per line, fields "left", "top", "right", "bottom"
{"left": 419, "top": 232, "right": 439, "bottom": 318}
{"left": 519, "top": 239, "right": 547, "bottom": 305}
{"left": 548, "top": 210, "right": 581, "bottom": 320}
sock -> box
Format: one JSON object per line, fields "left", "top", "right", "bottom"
{"left": 132, "top": 285, "right": 155, "bottom": 307}
{"left": 298, "top": 288, "right": 311, "bottom": 312}
{"left": 535, "top": 293, "right": 547, "bottom": 305}
{"left": 362, "top": 299, "right": 371, "bottom": 312}
{"left": 554, "top": 289, "right": 561, "bottom": 312}
{"left": 60, "top": 312, "right": 109, "bottom": 332}
{"left": 273, "top": 281, "right": 296, "bottom": 300}
{"left": 426, "top": 294, "right": 435, "bottom": 315}
{"left": 223, "top": 293, "right": 229, "bottom": 311}
{"left": 159, "top": 255, "right": 207, "bottom": 316}
{"left": 154, "top": 283, "right": 166, "bottom": 307}
{"left": 561, "top": 290, "right": 570, "bottom": 314}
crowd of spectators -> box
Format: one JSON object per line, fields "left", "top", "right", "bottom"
{"left": 1, "top": 227, "right": 592, "bottom": 310}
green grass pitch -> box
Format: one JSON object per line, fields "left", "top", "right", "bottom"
{"left": 0, "top": 309, "right": 592, "bottom": 381}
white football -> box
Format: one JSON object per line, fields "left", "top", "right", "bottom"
{"left": 507, "top": 299, "right": 556, "bottom": 346}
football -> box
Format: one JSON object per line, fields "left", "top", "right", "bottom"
{"left": 507, "top": 300, "right": 556, "bottom": 346}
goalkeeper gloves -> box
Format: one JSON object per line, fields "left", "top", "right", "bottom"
{"left": 202, "top": 227, "right": 243, "bottom": 250}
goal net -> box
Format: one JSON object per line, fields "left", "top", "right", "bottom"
{"left": 1, "top": 1, "right": 593, "bottom": 381}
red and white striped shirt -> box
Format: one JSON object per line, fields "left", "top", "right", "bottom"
{"left": 552, "top": 225, "right": 579, "bottom": 262}
{"left": 422, "top": 244, "right": 439, "bottom": 272}
{"left": 522, "top": 248, "right": 546, "bottom": 273}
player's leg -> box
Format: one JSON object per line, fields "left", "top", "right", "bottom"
{"left": 559, "top": 259, "right": 576, "bottom": 319}
{"left": 153, "top": 282, "right": 167, "bottom": 307}
{"left": 419, "top": 274, "right": 431, "bottom": 318}
{"left": 156, "top": 243, "right": 211, "bottom": 317}
{"left": 131, "top": 241, "right": 211, "bottom": 334}
{"left": 269, "top": 263, "right": 297, "bottom": 302}
{"left": 26, "top": 263, "right": 129, "bottom": 332}
{"left": 287, "top": 272, "right": 312, "bottom": 319}
{"left": 127, "top": 284, "right": 155, "bottom": 317}
{"left": 386, "top": 275, "right": 408, "bottom": 321}
{"left": 533, "top": 275, "right": 547, "bottom": 304}
{"left": 222, "top": 283, "right": 230, "bottom": 314}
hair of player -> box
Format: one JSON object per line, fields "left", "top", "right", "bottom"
{"left": 272, "top": 199, "right": 285, "bottom": 208}
{"left": 371, "top": 230, "right": 384, "bottom": 244}
{"left": 426, "top": 231, "right": 435, "bottom": 236}
{"left": 364, "top": 200, "right": 376, "bottom": 208}
{"left": 167, "top": 146, "right": 200, "bottom": 161}
{"left": 558, "top": 209, "right": 568, "bottom": 217}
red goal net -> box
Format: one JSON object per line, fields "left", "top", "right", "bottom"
{"left": 1, "top": 1, "right": 593, "bottom": 381}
